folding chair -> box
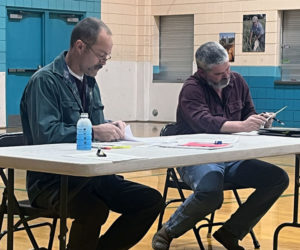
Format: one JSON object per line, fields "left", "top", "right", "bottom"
{"left": 157, "top": 123, "right": 260, "bottom": 250}
{"left": 0, "top": 132, "right": 59, "bottom": 250}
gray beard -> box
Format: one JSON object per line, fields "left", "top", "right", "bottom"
{"left": 207, "top": 78, "right": 230, "bottom": 89}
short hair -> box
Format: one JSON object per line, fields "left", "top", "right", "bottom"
{"left": 70, "top": 17, "right": 112, "bottom": 48}
{"left": 195, "top": 41, "right": 229, "bottom": 71}
{"left": 252, "top": 16, "right": 258, "bottom": 22}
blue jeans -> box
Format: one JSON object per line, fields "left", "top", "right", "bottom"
{"left": 165, "top": 159, "right": 289, "bottom": 240}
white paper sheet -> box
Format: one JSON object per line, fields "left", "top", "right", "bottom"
{"left": 157, "top": 136, "right": 239, "bottom": 150}
{"left": 65, "top": 150, "right": 145, "bottom": 162}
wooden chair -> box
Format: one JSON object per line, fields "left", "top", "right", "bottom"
{"left": 157, "top": 123, "right": 260, "bottom": 250}
{"left": 0, "top": 132, "right": 59, "bottom": 250}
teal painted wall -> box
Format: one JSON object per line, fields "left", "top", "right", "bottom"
{"left": 232, "top": 66, "right": 300, "bottom": 128}
{"left": 153, "top": 64, "right": 300, "bottom": 127}
{"left": 154, "top": 64, "right": 300, "bottom": 127}
{"left": 0, "top": 0, "right": 101, "bottom": 72}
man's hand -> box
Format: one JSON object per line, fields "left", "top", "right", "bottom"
{"left": 93, "top": 120, "right": 126, "bottom": 142}
{"left": 221, "top": 114, "right": 267, "bottom": 133}
{"left": 242, "top": 114, "right": 269, "bottom": 131}
{"left": 112, "top": 120, "right": 126, "bottom": 131}
{"left": 260, "top": 112, "right": 275, "bottom": 128}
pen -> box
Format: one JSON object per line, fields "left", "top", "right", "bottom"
{"left": 274, "top": 106, "right": 288, "bottom": 116}
{"left": 273, "top": 117, "right": 285, "bottom": 125}
{"left": 101, "top": 145, "right": 132, "bottom": 150}
{"left": 214, "top": 141, "right": 223, "bottom": 144}
{"left": 265, "top": 106, "right": 288, "bottom": 122}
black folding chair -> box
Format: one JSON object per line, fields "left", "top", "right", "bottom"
{"left": 0, "top": 132, "right": 59, "bottom": 250}
{"left": 157, "top": 123, "right": 260, "bottom": 250}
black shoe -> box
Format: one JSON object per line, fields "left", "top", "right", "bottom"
{"left": 152, "top": 225, "right": 172, "bottom": 250}
{"left": 213, "top": 227, "right": 244, "bottom": 250}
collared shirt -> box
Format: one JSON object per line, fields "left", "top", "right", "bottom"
{"left": 67, "top": 65, "right": 88, "bottom": 113}
{"left": 176, "top": 71, "right": 256, "bottom": 134}
{"left": 71, "top": 75, "right": 88, "bottom": 113}
{"left": 251, "top": 22, "right": 264, "bottom": 36}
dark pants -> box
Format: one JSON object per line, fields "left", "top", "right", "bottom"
{"left": 33, "top": 174, "right": 163, "bottom": 250}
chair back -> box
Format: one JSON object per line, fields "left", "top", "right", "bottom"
{"left": 0, "top": 132, "right": 24, "bottom": 147}
{"left": 160, "top": 123, "right": 178, "bottom": 136}
{"left": 0, "top": 132, "right": 59, "bottom": 249}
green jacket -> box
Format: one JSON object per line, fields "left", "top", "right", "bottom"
{"left": 20, "top": 51, "right": 106, "bottom": 204}
{"left": 21, "top": 51, "right": 105, "bottom": 145}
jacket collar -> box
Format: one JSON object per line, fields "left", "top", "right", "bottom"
{"left": 51, "top": 51, "right": 96, "bottom": 113}
{"left": 52, "top": 51, "right": 96, "bottom": 89}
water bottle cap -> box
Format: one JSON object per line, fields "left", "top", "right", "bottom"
{"left": 80, "top": 113, "right": 89, "bottom": 118}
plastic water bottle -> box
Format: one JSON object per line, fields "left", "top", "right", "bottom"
{"left": 76, "top": 113, "right": 92, "bottom": 150}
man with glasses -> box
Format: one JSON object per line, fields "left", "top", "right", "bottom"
{"left": 20, "top": 17, "right": 162, "bottom": 250}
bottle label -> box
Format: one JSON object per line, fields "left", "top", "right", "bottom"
{"left": 77, "top": 127, "right": 92, "bottom": 150}
{"left": 77, "top": 140, "right": 92, "bottom": 150}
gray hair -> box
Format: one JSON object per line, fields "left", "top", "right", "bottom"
{"left": 195, "top": 41, "right": 229, "bottom": 71}
{"left": 70, "top": 17, "right": 112, "bottom": 47}
{"left": 252, "top": 16, "right": 258, "bottom": 22}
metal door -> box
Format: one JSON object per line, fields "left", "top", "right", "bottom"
{"left": 46, "top": 13, "right": 81, "bottom": 63}
{"left": 6, "top": 10, "right": 82, "bottom": 128}
{"left": 6, "top": 11, "right": 43, "bottom": 128}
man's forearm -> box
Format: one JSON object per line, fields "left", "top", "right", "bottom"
{"left": 220, "top": 120, "right": 246, "bottom": 133}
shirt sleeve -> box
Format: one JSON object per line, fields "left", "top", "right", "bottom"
{"left": 258, "top": 22, "right": 264, "bottom": 35}
{"left": 239, "top": 76, "right": 256, "bottom": 120}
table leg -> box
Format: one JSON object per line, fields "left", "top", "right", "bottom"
{"left": 273, "top": 154, "right": 300, "bottom": 250}
{"left": 7, "top": 168, "right": 14, "bottom": 250}
{"left": 59, "top": 175, "right": 68, "bottom": 250}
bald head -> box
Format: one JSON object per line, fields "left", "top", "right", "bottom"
{"left": 70, "top": 17, "right": 112, "bottom": 48}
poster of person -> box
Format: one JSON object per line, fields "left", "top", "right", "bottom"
{"left": 243, "top": 14, "right": 266, "bottom": 52}
{"left": 219, "top": 33, "right": 235, "bottom": 62}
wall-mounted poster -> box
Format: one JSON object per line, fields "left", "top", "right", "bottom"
{"left": 243, "top": 14, "right": 266, "bottom": 52}
{"left": 219, "top": 33, "right": 235, "bottom": 62}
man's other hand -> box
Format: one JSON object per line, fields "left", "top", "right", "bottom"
{"left": 93, "top": 121, "right": 126, "bottom": 142}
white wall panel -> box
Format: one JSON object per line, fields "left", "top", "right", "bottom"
{"left": 97, "top": 61, "right": 137, "bottom": 121}
{"left": 97, "top": 61, "right": 185, "bottom": 122}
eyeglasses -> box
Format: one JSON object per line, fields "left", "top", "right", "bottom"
{"left": 82, "top": 40, "right": 111, "bottom": 62}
